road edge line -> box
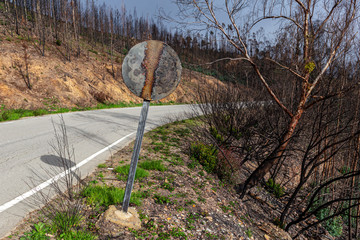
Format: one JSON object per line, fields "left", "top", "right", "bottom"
{"left": 0, "top": 132, "right": 135, "bottom": 213}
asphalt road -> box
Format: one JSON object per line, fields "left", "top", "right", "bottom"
{"left": 0, "top": 104, "right": 191, "bottom": 238}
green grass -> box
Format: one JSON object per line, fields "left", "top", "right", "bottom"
{"left": 114, "top": 165, "right": 149, "bottom": 181}
{"left": 81, "top": 185, "right": 143, "bottom": 207}
{"left": 51, "top": 210, "right": 83, "bottom": 235}
{"left": 153, "top": 194, "right": 172, "bottom": 204}
{"left": 59, "top": 230, "right": 97, "bottom": 240}
{"left": 138, "top": 160, "right": 166, "bottom": 172}
{"left": 0, "top": 101, "right": 179, "bottom": 122}
{"left": 20, "top": 219, "right": 97, "bottom": 240}
{"left": 97, "top": 163, "right": 107, "bottom": 168}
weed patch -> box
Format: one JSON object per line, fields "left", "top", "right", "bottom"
{"left": 114, "top": 164, "right": 149, "bottom": 181}
{"left": 20, "top": 223, "right": 50, "bottom": 240}
{"left": 81, "top": 185, "right": 143, "bottom": 207}
{"left": 153, "top": 194, "right": 172, "bottom": 204}
{"left": 139, "top": 160, "right": 166, "bottom": 171}
{"left": 161, "top": 182, "right": 175, "bottom": 192}
{"left": 97, "top": 163, "right": 107, "bottom": 168}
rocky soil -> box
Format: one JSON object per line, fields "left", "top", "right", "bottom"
{"left": 0, "top": 31, "right": 226, "bottom": 110}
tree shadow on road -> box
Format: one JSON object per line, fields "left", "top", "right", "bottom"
{"left": 40, "top": 154, "right": 76, "bottom": 168}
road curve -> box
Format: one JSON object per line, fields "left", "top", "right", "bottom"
{"left": 0, "top": 104, "right": 191, "bottom": 238}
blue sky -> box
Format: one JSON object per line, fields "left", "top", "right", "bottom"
{"left": 95, "top": 0, "right": 176, "bottom": 17}
{"left": 94, "top": 0, "right": 278, "bottom": 41}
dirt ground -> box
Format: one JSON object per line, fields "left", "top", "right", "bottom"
{"left": 0, "top": 31, "right": 227, "bottom": 110}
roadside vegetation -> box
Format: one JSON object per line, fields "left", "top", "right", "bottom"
{"left": 0, "top": 101, "right": 176, "bottom": 122}
{"left": 9, "top": 119, "right": 259, "bottom": 240}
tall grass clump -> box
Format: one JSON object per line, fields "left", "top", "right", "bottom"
{"left": 114, "top": 164, "right": 149, "bottom": 180}
{"left": 81, "top": 185, "right": 143, "bottom": 207}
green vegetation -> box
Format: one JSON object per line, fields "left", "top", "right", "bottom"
{"left": 58, "top": 230, "right": 97, "bottom": 240}
{"left": 20, "top": 223, "right": 49, "bottom": 240}
{"left": 169, "top": 227, "right": 187, "bottom": 238}
{"left": 81, "top": 185, "right": 143, "bottom": 207}
{"left": 88, "top": 49, "right": 98, "bottom": 55}
{"left": 114, "top": 164, "right": 149, "bottom": 181}
{"left": 139, "top": 160, "right": 166, "bottom": 172}
{"left": 0, "top": 101, "right": 178, "bottom": 122}
{"left": 97, "top": 163, "right": 107, "bottom": 168}
{"left": 51, "top": 210, "right": 83, "bottom": 235}
{"left": 209, "top": 127, "right": 224, "bottom": 143}
{"left": 161, "top": 182, "right": 175, "bottom": 192}
{"left": 190, "top": 142, "right": 218, "bottom": 173}
{"left": 20, "top": 219, "right": 97, "bottom": 240}
{"left": 310, "top": 195, "right": 344, "bottom": 237}
{"left": 265, "top": 178, "right": 285, "bottom": 198}
{"left": 305, "top": 61, "right": 316, "bottom": 73}
{"left": 153, "top": 194, "right": 172, "bottom": 204}
{"left": 185, "top": 212, "right": 202, "bottom": 230}
{"left": 245, "top": 228, "right": 253, "bottom": 238}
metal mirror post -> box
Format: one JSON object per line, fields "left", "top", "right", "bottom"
{"left": 122, "top": 100, "right": 150, "bottom": 213}
{"left": 121, "top": 40, "right": 182, "bottom": 213}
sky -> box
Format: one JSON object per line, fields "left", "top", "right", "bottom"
{"left": 91, "top": 0, "right": 278, "bottom": 44}
{"left": 95, "top": 0, "right": 177, "bottom": 18}
{"left": 94, "top": 0, "right": 279, "bottom": 40}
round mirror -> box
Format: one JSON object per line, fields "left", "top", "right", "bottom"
{"left": 122, "top": 40, "right": 182, "bottom": 101}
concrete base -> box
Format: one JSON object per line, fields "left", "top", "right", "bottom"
{"left": 100, "top": 205, "right": 141, "bottom": 230}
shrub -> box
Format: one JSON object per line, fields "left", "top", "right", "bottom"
{"left": 209, "top": 127, "right": 224, "bottom": 143}
{"left": 324, "top": 215, "right": 343, "bottom": 237}
{"left": 310, "top": 191, "right": 344, "bottom": 237}
{"left": 265, "top": 178, "right": 285, "bottom": 198}
{"left": 190, "top": 142, "right": 218, "bottom": 173}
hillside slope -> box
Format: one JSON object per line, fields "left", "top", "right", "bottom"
{"left": 0, "top": 35, "right": 224, "bottom": 110}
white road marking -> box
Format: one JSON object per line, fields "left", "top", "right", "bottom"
{"left": 0, "top": 122, "right": 14, "bottom": 125}
{"left": 0, "top": 132, "right": 135, "bottom": 213}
